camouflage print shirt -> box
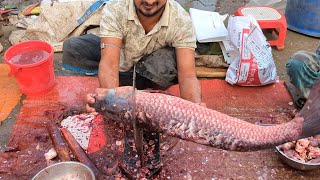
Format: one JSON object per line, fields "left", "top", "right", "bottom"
{"left": 100, "top": 0, "right": 196, "bottom": 72}
{"left": 286, "top": 41, "right": 320, "bottom": 98}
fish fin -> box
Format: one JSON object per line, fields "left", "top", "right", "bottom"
{"left": 142, "top": 89, "right": 176, "bottom": 96}
{"left": 299, "top": 79, "right": 320, "bottom": 138}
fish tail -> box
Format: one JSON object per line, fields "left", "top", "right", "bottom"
{"left": 299, "top": 79, "right": 320, "bottom": 138}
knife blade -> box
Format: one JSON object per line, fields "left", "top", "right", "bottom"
{"left": 132, "top": 63, "right": 144, "bottom": 166}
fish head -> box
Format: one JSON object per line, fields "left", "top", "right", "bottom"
{"left": 92, "top": 86, "right": 135, "bottom": 123}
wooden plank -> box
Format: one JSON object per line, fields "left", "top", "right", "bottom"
{"left": 195, "top": 67, "right": 227, "bottom": 78}
{"left": 48, "top": 124, "right": 71, "bottom": 161}
{"left": 195, "top": 55, "right": 228, "bottom": 68}
{"left": 61, "top": 128, "right": 106, "bottom": 179}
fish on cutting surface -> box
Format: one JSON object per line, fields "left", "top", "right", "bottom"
{"left": 90, "top": 80, "right": 320, "bottom": 151}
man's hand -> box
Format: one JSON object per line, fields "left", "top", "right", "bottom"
{"left": 89, "top": 37, "right": 122, "bottom": 112}
{"left": 85, "top": 88, "right": 108, "bottom": 112}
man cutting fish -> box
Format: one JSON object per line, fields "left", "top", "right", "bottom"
{"left": 62, "top": 0, "right": 204, "bottom": 172}
{"left": 62, "top": 0, "right": 203, "bottom": 106}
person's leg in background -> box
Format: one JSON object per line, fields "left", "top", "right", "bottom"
{"left": 135, "top": 47, "right": 177, "bottom": 90}
{"left": 62, "top": 34, "right": 101, "bottom": 75}
{"left": 119, "top": 47, "right": 177, "bottom": 90}
{"left": 286, "top": 50, "right": 320, "bottom": 106}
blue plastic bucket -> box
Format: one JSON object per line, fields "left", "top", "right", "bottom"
{"left": 285, "top": 0, "right": 320, "bottom": 37}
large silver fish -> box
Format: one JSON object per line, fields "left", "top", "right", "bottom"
{"left": 91, "top": 81, "right": 320, "bottom": 151}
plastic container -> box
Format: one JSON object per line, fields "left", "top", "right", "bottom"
{"left": 285, "top": 0, "right": 320, "bottom": 37}
{"left": 4, "top": 40, "right": 55, "bottom": 96}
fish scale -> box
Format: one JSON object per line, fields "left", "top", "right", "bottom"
{"left": 92, "top": 84, "right": 320, "bottom": 152}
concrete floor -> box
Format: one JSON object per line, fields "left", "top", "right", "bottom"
{"left": 273, "top": 31, "right": 320, "bottom": 80}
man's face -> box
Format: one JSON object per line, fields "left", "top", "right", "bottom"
{"left": 134, "top": 0, "right": 167, "bottom": 17}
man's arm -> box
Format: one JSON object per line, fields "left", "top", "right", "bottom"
{"left": 86, "top": 37, "right": 122, "bottom": 112}
{"left": 98, "top": 37, "right": 123, "bottom": 88}
{"left": 175, "top": 48, "right": 202, "bottom": 104}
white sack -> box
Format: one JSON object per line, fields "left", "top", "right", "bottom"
{"left": 225, "top": 15, "right": 278, "bottom": 86}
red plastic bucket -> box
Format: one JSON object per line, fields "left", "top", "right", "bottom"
{"left": 4, "top": 40, "right": 55, "bottom": 96}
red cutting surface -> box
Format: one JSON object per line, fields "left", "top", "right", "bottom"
{"left": 166, "top": 79, "right": 292, "bottom": 122}
{"left": 12, "top": 77, "right": 293, "bottom": 152}
{"left": 3, "top": 76, "right": 300, "bottom": 179}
